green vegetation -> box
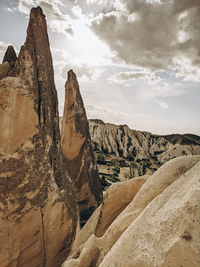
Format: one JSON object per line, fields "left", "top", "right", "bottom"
{"left": 109, "top": 174, "right": 120, "bottom": 183}
{"left": 154, "top": 150, "right": 164, "bottom": 155}
{"left": 97, "top": 153, "right": 105, "bottom": 161}
{"left": 126, "top": 153, "right": 134, "bottom": 161}
{"left": 112, "top": 165, "right": 120, "bottom": 174}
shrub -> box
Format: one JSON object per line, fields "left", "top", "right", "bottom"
{"left": 112, "top": 166, "right": 120, "bottom": 174}
{"left": 109, "top": 174, "right": 120, "bottom": 183}
{"left": 127, "top": 153, "right": 134, "bottom": 161}
{"left": 97, "top": 153, "right": 105, "bottom": 161}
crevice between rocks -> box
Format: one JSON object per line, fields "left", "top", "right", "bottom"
{"left": 41, "top": 210, "right": 46, "bottom": 267}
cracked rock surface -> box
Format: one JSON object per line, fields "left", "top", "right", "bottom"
{"left": 0, "top": 7, "right": 78, "bottom": 267}
{"left": 61, "top": 70, "right": 102, "bottom": 212}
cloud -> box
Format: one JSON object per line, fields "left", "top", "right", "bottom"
{"left": 18, "top": 0, "right": 74, "bottom": 36}
{"left": 174, "top": 56, "right": 200, "bottom": 82}
{"left": 138, "top": 80, "right": 182, "bottom": 101}
{"left": 111, "top": 71, "right": 151, "bottom": 81}
{"left": 0, "top": 42, "right": 8, "bottom": 63}
{"left": 85, "top": 104, "right": 135, "bottom": 127}
{"left": 4, "top": 7, "right": 18, "bottom": 12}
{"left": 61, "top": 63, "right": 105, "bottom": 81}
{"left": 91, "top": 0, "right": 200, "bottom": 80}
{"left": 154, "top": 100, "right": 169, "bottom": 109}
{"left": 85, "top": 104, "right": 200, "bottom": 135}
{"left": 108, "top": 70, "right": 162, "bottom": 84}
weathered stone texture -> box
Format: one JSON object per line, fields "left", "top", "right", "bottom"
{"left": 0, "top": 7, "right": 78, "bottom": 267}
{"left": 61, "top": 70, "right": 102, "bottom": 211}
{"left": 62, "top": 156, "right": 200, "bottom": 267}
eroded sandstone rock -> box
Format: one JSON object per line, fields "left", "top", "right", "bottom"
{"left": 0, "top": 7, "right": 78, "bottom": 267}
{"left": 61, "top": 70, "right": 102, "bottom": 211}
{"left": 89, "top": 119, "right": 200, "bottom": 162}
{"left": 100, "top": 158, "right": 200, "bottom": 267}
{"left": 62, "top": 155, "right": 200, "bottom": 267}
{"left": 71, "top": 176, "right": 147, "bottom": 254}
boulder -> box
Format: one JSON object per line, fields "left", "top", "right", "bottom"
{"left": 62, "top": 156, "right": 200, "bottom": 267}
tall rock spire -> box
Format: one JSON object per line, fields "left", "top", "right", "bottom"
{"left": 0, "top": 7, "right": 78, "bottom": 267}
{"left": 61, "top": 70, "right": 102, "bottom": 213}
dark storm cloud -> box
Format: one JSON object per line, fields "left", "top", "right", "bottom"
{"left": 91, "top": 0, "right": 200, "bottom": 74}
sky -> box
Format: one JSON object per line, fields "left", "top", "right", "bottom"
{"left": 0, "top": 0, "right": 200, "bottom": 135}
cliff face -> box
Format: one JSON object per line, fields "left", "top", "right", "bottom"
{"left": 61, "top": 70, "right": 102, "bottom": 212}
{"left": 89, "top": 119, "right": 200, "bottom": 162}
{"left": 88, "top": 120, "right": 200, "bottom": 188}
{"left": 0, "top": 7, "right": 78, "bottom": 267}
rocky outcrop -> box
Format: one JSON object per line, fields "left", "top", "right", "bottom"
{"left": 89, "top": 120, "right": 200, "bottom": 163}
{"left": 62, "top": 155, "right": 200, "bottom": 267}
{"left": 3, "top": 45, "right": 17, "bottom": 64}
{"left": 0, "top": 7, "right": 78, "bottom": 267}
{"left": 0, "top": 46, "right": 17, "bottom": 80}
{"left": 61, "top": 70, "right": 102, "bottom": 211}
{"left": 71, "top": 175, "right": 148, "bottom": 254}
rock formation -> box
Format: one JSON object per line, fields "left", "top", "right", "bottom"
{"left": 62, "top": 155, "right": 200, "bottom": 267}
{"left": 61, "top": 70, "right": 102, "bottom": 211}
{"left": 0, "top": 7, "right": 78, "bottom": 267}
{"left": 88, "top": 120, "right": 200, "bottom": 186}
{"left": 89, "top": 119, "right": 200, "bottom": 163}
{"left": 0, "top": 46, "right": 17, "bottom": 80}
{"left": 71, "top": 175, "right": 148, "bottom": 253}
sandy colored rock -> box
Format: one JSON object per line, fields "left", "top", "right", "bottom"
{"left": 61, "top": 70, "right": 102, "bottom": 211}
{"left": 96, "top": 176, "right": 148, "bottom": 237}
{"left": 71, "top": 176, "right": 147, "bottom": 255}
{"left": 0, "top": 7, "right": 77, "bottom": 267}
{"left": 0, "top": 62, "right": 12, "bottom": 80}
{"left": 62, "top": 155, "right": 200, "bottom": 267}
{"left": 71, "top": 205, "right": 102, "bottom": 254}
{"left": 100, "top": 160, "right": 200, "bottom": 267}
{"left": 0, "top": 77, "right": 38, "bottom": 155}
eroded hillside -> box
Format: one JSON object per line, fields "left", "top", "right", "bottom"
{"left": 89, "top": 119, "right": 200, "bottom": 189}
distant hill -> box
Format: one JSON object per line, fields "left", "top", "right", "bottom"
{"left": 88, "top": 119, "right": 200, "bottom": 189}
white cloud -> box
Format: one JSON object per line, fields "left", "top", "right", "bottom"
{"left": 5, "top": 7, "right": 18, "bottom": 12}
{"left": 18, "top": 0, "right": 73, "bottom": 36}
{"left": 61, "top": 63, "right": 105, "bottom": 81}
{"left": 85, "top": 104, "right": 135, "bottom": 127}
{"left": 174, "top": 56, "right": 200, "bottom": 82}
{"left": 91, "top": 0, "right": 200, "bottom": 80}
{"left": 154, "top": 100, "right": 169, "bottom": 109}
{"left": 108, "top": 70, "right": 162, "bottom": 84}
{"left": 86, "top": 104, "right": 200, "bottom": 135}
{"left": 138, "top": 80, "right": 182, "bottom": 101}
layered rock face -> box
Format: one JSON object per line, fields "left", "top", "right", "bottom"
{"left": 61, "top": 70, "right": 102, "bottom": 211}
{"left": 89, "top": 119, "right": 200, "bottom": 163}
{"left": 0, "top": 7, "right": 77, "bottom": 267}
{"left": 62, "top": 155, "right": 200, "bottom": 267}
